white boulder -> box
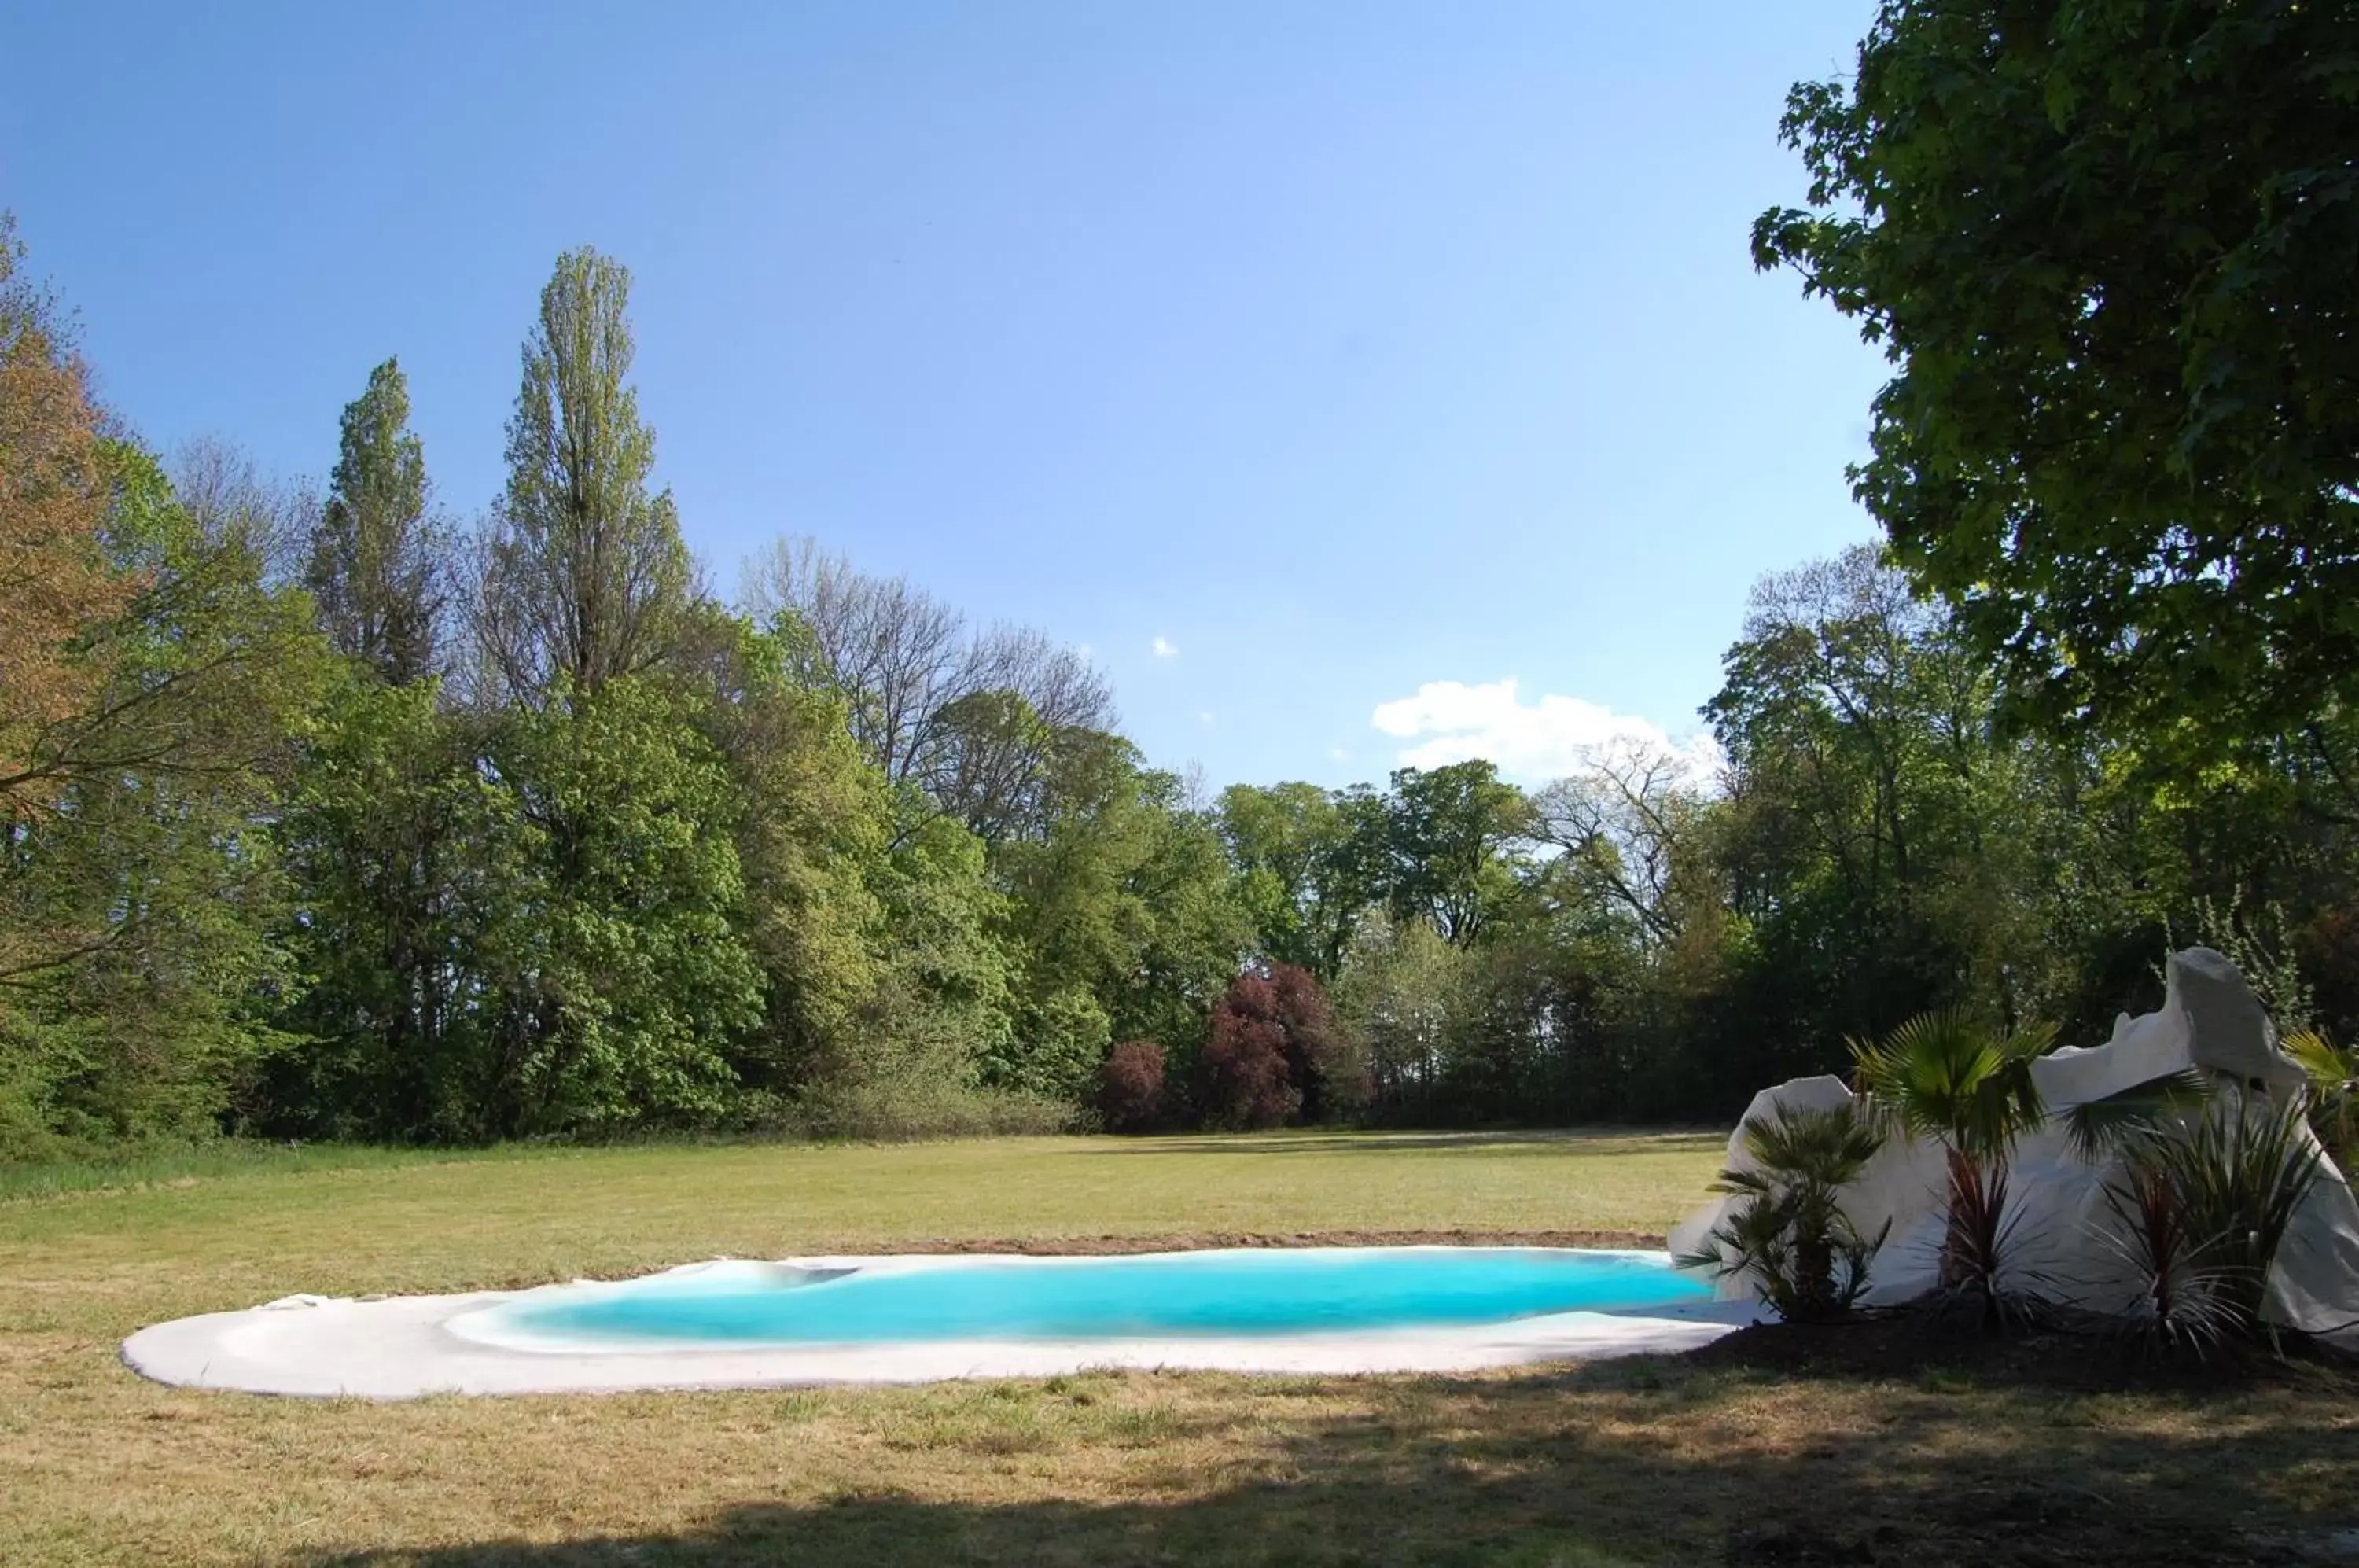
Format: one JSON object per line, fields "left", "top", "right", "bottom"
{"left": 1669, "top": 948, "right": 2359, "bottom": 1333}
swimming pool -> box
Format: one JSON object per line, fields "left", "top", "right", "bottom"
{"left": 123, "top": 1247, "right": 1752, "bottom": 1396}
{"left": 449, "top": 1247, "right": 1712, "bottom": 1350}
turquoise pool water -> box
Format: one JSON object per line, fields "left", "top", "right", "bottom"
{"left": 469, "top": 1249, "right": 1709, "bottom": 1347}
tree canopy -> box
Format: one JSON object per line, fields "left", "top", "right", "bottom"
{"left": 1756, "top": 1, "right": 2359, "bottom": 767}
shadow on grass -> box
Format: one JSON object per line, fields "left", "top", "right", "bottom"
{"left": 1095, "top": 1129, "right": 1720, "bottom": 1157}
{"left": 298, "top": 1349, "right": 2357, "bottom": 1567}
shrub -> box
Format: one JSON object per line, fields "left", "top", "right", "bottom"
{"left": 1678, "top": 1101, "right": 1889, "bottom": 1323}
{"left": 2136, "top": 1093, "right": 2324, "bottom": 1338}
{"left": 2282, "top": 1028, "right": 2359, "bottom": 1175}
{"left": 2077, "top": 1077, "right": 2327, "bottom": 1347}
{"left": 1097, "top": 1041, "right": 1171, "bottom": 1133}
{"left": 786, "top": 1077, "right": 1074, "bottom": 1142}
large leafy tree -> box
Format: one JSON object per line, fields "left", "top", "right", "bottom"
{"left": 473, "top": 676, "right": 765, "bottom": 1134}
{"left": 1216, "top": 780, "right": 1384, "bottom": 979}
{"left": 1382, "top": 760, "right": 1532, "bottom": 947}
{"left": 2, "top": 444, "right": 329, "bottom": 1143}
{"left": 1757, "top": 2, "right": 2359, "bottom": 770}
{"left": 0, "top": 215, "right": 129, "bottom": 819}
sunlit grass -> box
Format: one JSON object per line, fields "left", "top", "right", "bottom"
{"left": 3, "top": 1128, "right": 2353, "bottom": 1566}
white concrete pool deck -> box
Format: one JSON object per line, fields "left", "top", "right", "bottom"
{"left": 120, "top": 1250, "right": 1765, "bottom": 1399}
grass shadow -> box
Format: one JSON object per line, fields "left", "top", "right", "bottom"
{"left": 296, "top": 1345, "right": 2359, "bottom": 1566}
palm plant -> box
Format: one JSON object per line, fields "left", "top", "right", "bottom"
{"left": 1849, "top": 1009, "right": 2057, "bottom": 1320}
{"left": 2281, "top": 1028, "right": 2359, "bottom": 1176}
{"left": 1676, "top": 1101, "right": 1890, "bottom": 1322}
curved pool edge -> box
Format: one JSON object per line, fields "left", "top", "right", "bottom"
{"left": 120, "top": 1249, "right": 1767, "bottom": 1400}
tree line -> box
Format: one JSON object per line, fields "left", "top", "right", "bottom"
{"left": 4, "top": 209, "right": 2354, "bottom": 1156}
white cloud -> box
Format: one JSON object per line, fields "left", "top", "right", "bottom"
{"left": 1198, "top": 710, "right": 1216, "bottom": 726}
{"left": 1329, "top": 745, "right": 1352, "bottom": 764}
{"left": 1151, "top": 635, "right": 1180, "bottom": 659}
{"left": 1369, "top": 679, "right": 1723, "bottom": 784}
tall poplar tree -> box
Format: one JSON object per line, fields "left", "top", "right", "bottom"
{"left": 305, "top": 359, "right": 443, "bottom": 684}
{"left": 478, "top": 247, "right": 691, "bottom": 701}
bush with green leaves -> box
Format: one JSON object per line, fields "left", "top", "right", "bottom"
{"left": 1678, "top": 1101, "right": 1890, "bottom": 1323}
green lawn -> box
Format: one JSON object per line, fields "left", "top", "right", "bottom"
{"left": 4, "top": 1128, "right": 2354, "bottom": 1566}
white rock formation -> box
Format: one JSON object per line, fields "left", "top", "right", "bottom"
{"left": 1669, "top": 948, "right": 2359, "bottom": 1333}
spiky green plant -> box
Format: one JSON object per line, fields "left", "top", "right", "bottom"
{"left": 2068, "top": 1069, "right": 2328, "bottom": 1347}
{"left": 2281, "top": 1028, "right": 2358, "bottom": 1177}
{"left": 1849, "top": 1010, "right": 2057, "bottom": 1319}
{"left": 2094, "top": 1149, "right": 2242, "bottom": 1357}
{"left": 1676, "top": 1101, "right": 1890, "bottom": 1323}
{"left": 2138, "top": 1093, "right": 2324, "bottom": 1337}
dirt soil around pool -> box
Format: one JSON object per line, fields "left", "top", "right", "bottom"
{"left": 872, "top": 1228, "right": 1665, "bottom": 1255}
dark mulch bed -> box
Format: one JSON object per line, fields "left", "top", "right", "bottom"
{"left": 1684, "top": 1304, "right": 2359, "bottom": 1394}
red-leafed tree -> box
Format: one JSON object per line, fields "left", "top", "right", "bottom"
{"left": 1197, "top": 964, "right": 1355, "bottom": 1130}
{"left": 1198, "top": 975, "right": 1297, "bottom": 1129}
{"left": 1096, "top": 1040, "right": 1170, "bottom": 1133}
{"left": 1268, "top": 963, "right": 1356, "bottom": 1123}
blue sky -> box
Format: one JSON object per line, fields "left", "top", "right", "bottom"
{"left": 2, "top": 2, "right": 1886, "bottom": 791}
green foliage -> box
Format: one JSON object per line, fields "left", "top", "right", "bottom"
{"left": 1851, "top": 1009, "right": 2055, "bottom": 1309}
{"left": 1678, "top": 1102, "right": 1890, "bottom": 1323}
{"left": 14, "top": 219, "right": 2359, "bottom": 1160}
{"left": 1757, "top": 2, "right": 2359, "bottom": 767}
{"left": 1382, "top": 761, "right": 1532, "bottom": 947}
{"left": 475, "top": 677, "right": 766, "bottom": 1134}
{"left": 2115, "top": 1093, "right": 2326, "bottom": 1341}
{"left": 479, "top": 246, "right": 693, "bottom": 699}
{"left": 1216, "top": 781, "right": 1379, "bottom": 979}
{"left": 1332, "top": 914, "right": 1464, "bottom": 1119}
{"left": 1, "top": 440, "right": 329, "bottom": 1148}
{"left": 2281, "top": 1029, "right": 2359, "bottom": 1176}
{"left": 271, "top": 675, "right": 502, "bottom": 1139}
{"left": 305, "top": 357, "right": 444, "bottom": 683}
{"left": 1850, "top": 1009, "right": 2053, "bottom": 1167}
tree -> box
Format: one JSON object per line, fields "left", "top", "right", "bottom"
{"left": 1529, "top": 739, "right": 1709, "bottom": 948}
{"left": 306, "top": 359, "right": 447, "bottom": 683}
{"left": 1382, "top": 761, "right": 1532, "bottom": 946}
{"left": 1702, "top": 546, "right": 2051, "bottom": 1065}
{"left": 1678, "top": 1102, "right": 1889, "bottom": 1323}
{"left": 1333, "top": 913, "right": 1464, "bottom": 1118}
{"left": 2, "top": 443, "right": 329, "bottom": 1146}
{"left": 1757, "top": 2, "right": 2359, "bottom": 767}
{"left": 270, "top": 678, "right": 498, "bottom": 1139}
{"left": 1216, "top": 781, "right": 1382, "bottom": 979}
{"left": 0, "top": 215, "right": 129, "bottom": 819}
{"left": 1194, "top": 966, "right": 1350, "bottom": 1129}
{"left": 1267, "top": 963, "right": 1356, "bottom": 1122}
{"left": 477, "top": 248, "right": 692, "bottom": 702}
{"left": 741, "top": 535, "right": 1115, "bottom": 832}
{"left": 1197, "top": 974, "right": 1300, "bottom": 1129}
{"left": 473, "top": 676, "right": 765, "bottom": 1134}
